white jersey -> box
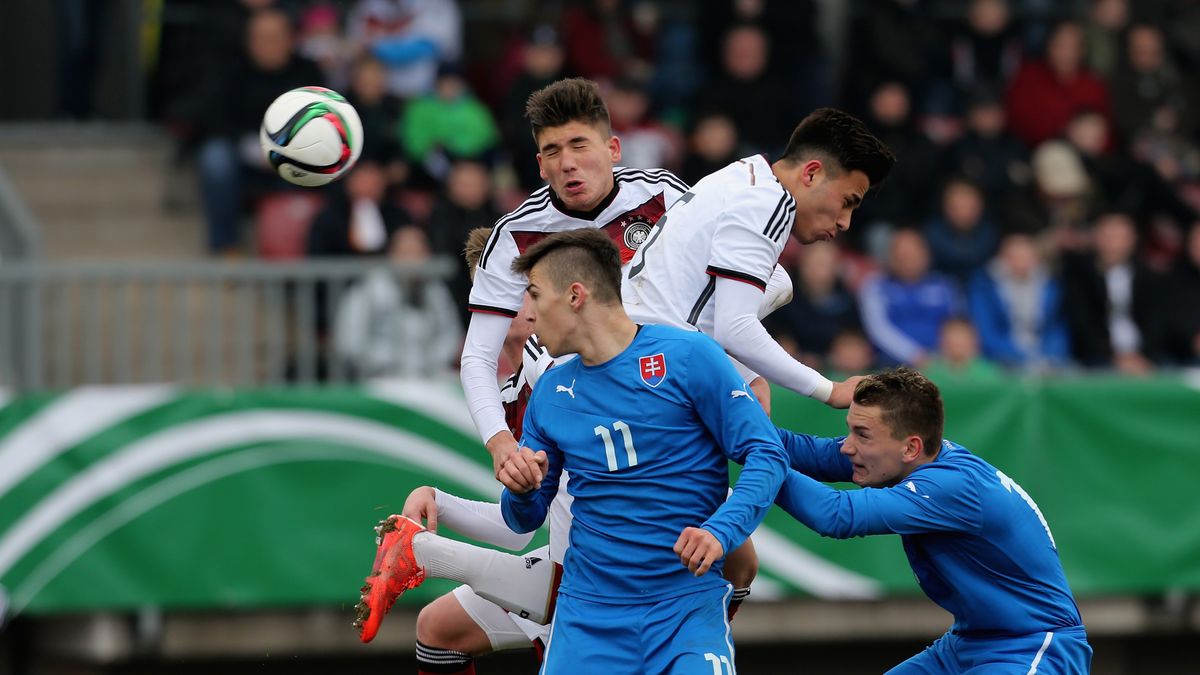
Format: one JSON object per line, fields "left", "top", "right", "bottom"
{"left": 469, "top": 167, "right": 689, "bottom": 317}
{"left": 623, "top": 155, "right": 795, "bottom": 333}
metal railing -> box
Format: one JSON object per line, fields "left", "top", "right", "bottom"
{"left": 0, "top": 257, "right": 458, "bottom": 391}
{"left": 0, "top": 164, "right": 40, "bottom": 261}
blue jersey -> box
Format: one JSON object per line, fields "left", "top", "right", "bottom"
{"left": 501, "top": 324, "right": 789, "bottom": 604}
{"left": 775, "top": 432, "right": 1084, "bottom": 636}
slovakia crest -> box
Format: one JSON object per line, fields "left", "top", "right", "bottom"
{"left": 639, "top": 353, "right": 667, "bottom": 388}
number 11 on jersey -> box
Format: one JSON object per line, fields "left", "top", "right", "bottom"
{"left": 594, "top": 421, "right": 638, "bottom": 471}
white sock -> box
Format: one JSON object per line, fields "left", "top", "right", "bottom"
{"left": 412, "top": 533, "right": 554, "bottom": 623}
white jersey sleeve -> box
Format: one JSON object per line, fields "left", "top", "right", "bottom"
{"left": 707, "top": 183, "right": 796, "bottom": 291}
{"left": 467, "top": 189, "right": 553, "bottom": 317}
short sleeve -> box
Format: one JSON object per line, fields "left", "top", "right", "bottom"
{"left": 468, "top": 228, "right": 524, "bottom": 317}
{"left": 707, "top": 187, "right": 794, "bottom": 291}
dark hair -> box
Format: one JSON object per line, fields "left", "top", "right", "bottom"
{"left": 511, "top": 229, "right": 622, "bottom": 304}
{"left": 853, "top": 367, "right": 944, "bottom": 456}
{"left": 524, "top": 78, "right": 611, "bottom": 142}
{"left": 780, "top": 108, "right": 895, "bottom": 188}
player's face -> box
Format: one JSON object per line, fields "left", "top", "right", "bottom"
{"left": 504, "top": 294, "right": 537, "bottom": 352}
{"left": 535, "top": 121, "right": 621, "bottom": 212}
{"left": 840, "top": 403, "right": 916, "bottom": 488}
{"left": 791, "top": 168, "right": 870, "bottom": 244}
{"left": 524, "top": 266, "right": 576, "bottom": 357}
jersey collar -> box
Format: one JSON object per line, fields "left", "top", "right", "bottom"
{"left": 548, "top": 175, "right": 620, "bottom": 221}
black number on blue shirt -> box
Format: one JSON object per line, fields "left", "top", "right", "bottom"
{"left": 594, "top": 421, "right": 637, "bottom": 471}
{"left": 628, "top": 190, "right": 694, "bottom": 279}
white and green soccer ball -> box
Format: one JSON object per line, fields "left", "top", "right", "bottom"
{"left": 259, "top": 86, "right": 364, "bottom": 187}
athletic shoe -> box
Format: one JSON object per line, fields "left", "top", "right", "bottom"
{"left": 354, "top": 514, "right": 427, "bottom": 643}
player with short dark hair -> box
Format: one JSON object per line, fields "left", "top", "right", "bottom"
{"left": 624, "top": 107, "right": 895, "bottom": 407}
{"left": 500, "top": 230, "right": 789, "bottom": 673}
{"left": 771, "top": 367, "right": 1093, "bottom": 673}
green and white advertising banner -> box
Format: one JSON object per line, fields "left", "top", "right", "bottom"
{"left": 1, "top": 375, "right": 1199, "bottom": 616}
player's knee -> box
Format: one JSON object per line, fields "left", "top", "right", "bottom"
{"left": 416, "top": 594, "right": 490, "bottom": 654}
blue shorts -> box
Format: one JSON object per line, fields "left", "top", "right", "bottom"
{"left": 887, "top": 626, "right": 1092, "bottom": 674}
{"left": 540, "top": 584, "right": 736, "bottom": 675}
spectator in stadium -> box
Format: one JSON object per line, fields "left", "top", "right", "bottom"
{"left": 1082, "top": 0, "right": 1130, "bottom": 79}
{"left": 765, "top": 242, "right": 861, "bottom": 371}
{"left": 825, "top": 328, "right": 878, "bottom": 380}
{"left": 968, "top": 233, "right": 1071, "bottom": 370}
{"left": 1110, "top": 23, "right": 1199, "bottom": 147}
{"left": 946, "top": 85, "right": 1031, "bottom": 208}
{"left": 1003, "top": 140, "right": 1093, "bottom": 254}
{"left": 345, "top": 0, "right": 462, "bottom": 98}
{"left": 841, "top": 0, "right": 943, "bottom": 110}
{"left": 696, "top": 0, "right": 826, "bottom": 111}
{"left": 774, "top": 368, "right": 1093, "bottom": 673}
{"left": 922, "top": 317, "right": 1004, "bottom": 384}
{"left": 604, "top": 75, "right": 681, "bottom": 171}
{"left": 690, "top": 23, "right": 800, "bottom": 156}
{"left": 499, "top": 23, "right": 567, "bottom": 193}
{"left": 944, "top": 0, "right": 1023, "bottom": 93}
{"left": 680, "top": 111, "right": 741, "bottom": 185}
{"left": 427, "top": 159, "right": 501, "bottom": 325}
{"left": 305, "top": 160, "right": 413, "bottom": 258}
{"left": 399, "top": 62, "right": 499, "bottom": 184}
{"left": 344, "top": 54, "right": 405, "bottom": 174}
{"left": 1160, "top": 221, "right": 1200, "bottom": 365}
{"left": 1063, "top": 109, "right": 1198, "bottom": 241}
{"left": 859, "top": 229, "right": 963, "bottom": 367}
{"left": 1061, "top": 212, "right": 1164, "bottom": 372}
{"left": 1005, "top": 19, "right": 1111, "bottom": 148}
{"left": 559, "top": 0, "right": 655, "bottom": 81}
{"left": 297, "top": 1, "right": 349, "bottom": 90}
{"left": 851, "top": 81, "right": 940, "bottom": 253}
{"left": 191, "top": 7, "right": 324, "bottom": 254}
{"left": 333, "top": 226, "right": 461, "bottom": 379}
{"left": 924, "top": 176, "right": 1000, "bottom": 288}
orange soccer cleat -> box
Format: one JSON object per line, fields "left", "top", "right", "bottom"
{"left": 354, "top": 514, "right": 427, "bottom": 643}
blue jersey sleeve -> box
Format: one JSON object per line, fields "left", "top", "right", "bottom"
{"left": 775, "top": 428, "right": 854, "bottom": 482}
{"left": 775, "top": 463, "right": 983, "bottom": 539}
{"left": 686, "top": 336, "right": 789, "bottom": 554}
{"left": 500, "top": 388, "right": 563, "bottom": 533}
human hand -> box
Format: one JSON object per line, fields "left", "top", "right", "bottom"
{"left": 487, "top": 431, "right": 520, "bottom": 481}
{"left": 674, "top": 527, "right": 725, "bottom": 577}
{"left": 401, "top": 486, "right": 438, "bottom": 532}
{"left": 498, "top": 447, "right": 548, "bottom": 494}
{"left": 826, "top": 375, "right": 865, "bottom": 409}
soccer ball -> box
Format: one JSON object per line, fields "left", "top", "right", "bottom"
{"left": 259, "top": 86, "right": 364, "bottom": 187}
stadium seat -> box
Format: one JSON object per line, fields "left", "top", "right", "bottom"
{"left": 254, "top": 191, "right": 325, "bottom": 259}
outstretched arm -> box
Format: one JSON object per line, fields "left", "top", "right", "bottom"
{"left": 775, "top": 465, "right": 983, "bottom": 539}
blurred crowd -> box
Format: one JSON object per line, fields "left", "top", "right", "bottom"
{"left": 151, "top": 0, "right": 1200, "bottom": 379}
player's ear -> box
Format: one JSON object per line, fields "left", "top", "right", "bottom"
{"left": 903, "top": 435, "right": 924, "bottom": 462}
{"left": 568, "top": 281, "right": 588, "bottom": 311}
{"left": 536, "top": 152, "right": 547, "bottom": 181}
{"left": 802, "top": 159, "right": 823, "bottom": 187}
{"left": 608, "top": 134, "right": 622, "bottom": 163}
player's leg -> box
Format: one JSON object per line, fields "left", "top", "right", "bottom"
{"left": 645, "top": 584, "right": 736, "bottom": 674}
{"left": 883, "top": 632, "right": 960, "bottom": 674}
{"left": 357, "top": 516, "right": 554, "bottom": 642}
{"left": 721, "top": 537, "right": 758, "bottom": 620}
{"left": 413, "top": 584, "right": 547, "bottom": 674}
{"left": 538, "top": 594, "right": 641, "bottom": 675}
{"left": 414, "top": 591, "right": 487, "bottom": 675}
